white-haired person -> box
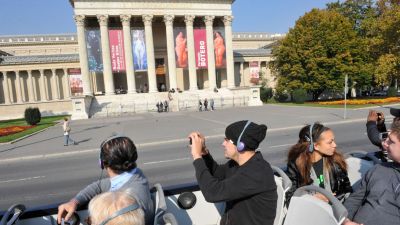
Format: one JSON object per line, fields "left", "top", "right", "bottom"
{"left": 88, "top": 191, "right": 144, "bottom": 225}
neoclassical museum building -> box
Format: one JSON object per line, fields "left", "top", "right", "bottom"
{"left": 0, "top": 0, "right": 283, "bottom": 120}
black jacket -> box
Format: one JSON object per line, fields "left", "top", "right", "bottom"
{"left": 193, "top": 152, "right": 277, "bottom": 225}
{"left": 285, "top": 159, "right": 352, "bottom": 204}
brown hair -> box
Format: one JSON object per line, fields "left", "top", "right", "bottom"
{"left": 391, "top": 119, "right": 400, "bottom": 140}
{"left": 287, "top": 123, "right": 347, "bottom": 186}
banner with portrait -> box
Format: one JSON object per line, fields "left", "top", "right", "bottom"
{"left": 194, "top": 28, "right": 208, "bottom": 69}
{"left": 109, "top": 29, "right": 126, "bottom": 72}
{"left": 68, "top": 68, "right": 83, "bottom": 96}
{"left": 249, "top": 61, "right": 260, "bottom": 84}
{"left": 213, "top": 27, "right": 226, "bottom": 68}
{"left": 85, "top": 29, "right": 103, "bottom": 72}
{"left": 131, "top": 29, "right": 148, "bottom": 71}
{"left": 173, "top": 27, "right": 188, "bottom": 68}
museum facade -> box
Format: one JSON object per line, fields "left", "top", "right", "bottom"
{"left": 0, "top": 0, "right": 283, "bottom": 120}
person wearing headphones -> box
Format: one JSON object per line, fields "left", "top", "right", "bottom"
{"left": 189, "top": 120, "right": 277, "bottom": 225}
{"left": 88, "top": 191, "right": 144, "bottom": 225}
{"left": 285, "top": 123, "right": 352, "bottom": 204}
{"left": 57, "top": 136, "right": 153, "bottom": 225}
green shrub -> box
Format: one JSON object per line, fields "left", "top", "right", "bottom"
{"left": 274, "top": 89, "right": 289, "bottom": 102}
{"left": 260, "top": 87, "right": 273, "bottom": 102}
{"left": 292, "top": 88, "right": 308, "bottom": 104}
{"left": 387, "top": 87, "right": 397, "bottom": 97}
{"left": 24, "top": 107, "right": 41, "bottom": 125}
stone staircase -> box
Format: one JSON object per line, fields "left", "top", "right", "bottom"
{"left": 89, "top": 87, "right": 257, "bottom": 118}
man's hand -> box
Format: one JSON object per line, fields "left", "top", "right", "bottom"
{"left": 342, "top": 218, "right": 363, "bottom": 225}
{"left": 57, "top": 199, "right": 78, "bottom": 224}
{"left": 188, "top": 132, "right": 207, "bottom": 160}
{"left": 367, "top": 110, "right": 379, "bottom": 122}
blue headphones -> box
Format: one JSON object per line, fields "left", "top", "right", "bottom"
{"left": 305, "top": 123, "right": 315, "bottom": 153}
{"left": 99, "top": 134, "right": 126, "bottom": 170}
{"left": 236, "top": 121, "right": 252, "bottom": 152}
{"left": 98, "top": 203, "right": 140, "bottom": 225}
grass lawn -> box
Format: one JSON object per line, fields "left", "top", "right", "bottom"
{"left": 0, "top": 115, "right": 66, "bottom": 143}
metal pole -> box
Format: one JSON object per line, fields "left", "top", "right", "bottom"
{"left": 344, "top": 74, "right": 348, "bottom": 119}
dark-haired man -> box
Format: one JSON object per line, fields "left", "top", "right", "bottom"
{"left": 57, "top": 136, "right": 153, "bottom": 224}
{"left": 189, "top": 120, "right": 277, "bottom": 225}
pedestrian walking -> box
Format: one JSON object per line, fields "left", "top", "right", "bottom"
{"left": 63, "top": 117, "right": 76, "bottom": 146}
{"left": 199, "top": 100, "right": 203, "bottom": 111}
{"left": 204, "top": 98, "right": 208, "bottom": 111}
{"left": 164, "top": 100, "right": 169, "bottom": 112}
{"left": 210, "top": 98, "right": 215, "bottom": 111}
{"left": 156, "top": 101, "right": 160, "bottom": 113}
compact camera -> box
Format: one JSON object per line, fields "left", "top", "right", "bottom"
{"left": 379, "top": 132, "right": 389, "bottom": 141}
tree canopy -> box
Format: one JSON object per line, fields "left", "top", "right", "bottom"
{"left": 270, "top": 8, "right": 372, "bottom": 100}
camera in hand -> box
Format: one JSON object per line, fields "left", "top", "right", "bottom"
{"left": 377, "top": 112, "right": 382, "bottom": 120}
{"left": 379, "top": 132, "right": 389, "bottom": 141}
{"left": 189, "top": 137, "right": 192, "bottom": 145}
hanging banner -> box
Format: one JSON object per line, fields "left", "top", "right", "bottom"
{"left": 249, "top": 61, "right": 260, "bottom": 79}
{"left": 68, "top": 68, "right": 83, "bottom": 96}
{"left": 213, "top": 27, "right": 226, "bottom": 68}
{"left": 109, "top": 30, "right": 126, "bottom": 72}
{"left": 173, "top": 27, "right": 188, "bottom": 68}
{"left": 194, "top": 28, "right": 208, "bottom": 69}
{"left": 85, "top": 29, "right": 103, "bottom": 72}
{"left": 131, "top": 29, "right": 148, "bottom": 71}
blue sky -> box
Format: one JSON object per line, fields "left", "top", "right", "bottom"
{"left": 0, "top": 0, "right": 336, "bottom": 35}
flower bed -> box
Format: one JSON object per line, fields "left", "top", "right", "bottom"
{"left": 0, "top": 125, "right": 35, "bottom": 137}
{"left": 317, "top": 97, "right": 400, "bottom": 105}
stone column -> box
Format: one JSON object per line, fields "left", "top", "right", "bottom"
{"left": 51, "top": 69, "right": 60, "bottom": 100}
{"left": 204, "top": 16, "right": 216, "bottom": 90}
{"left": 15, "top": 71, "right": 23, "bottom": 103}
{"left": 185, "top": 15, "right": 198, "bottom": 91}
{"left": 97, "top": 14, "right": 115, "bottom": 95}
{"left": 27, "top": 70, "right": 36, "bottom": 102}
{"left": 74, "top": 15, "right": 93, "bottom": 96}
{"left": 164, "top": 15, "right": 177, "bottom": 90}
{"left": 63, "top": 68, "right": 71, "bottom": 98}
{"left": 39, "top": 69, "right": 48, "bottom": 101}
{"left": 224, "top": 16, "right": 235, "bottom": 88}
{"left": 2, "top": 71, "right": 11, "bottom": 104}
{"left": 240, "top": 62, "right": 244, "bottom": 87}
{"left": 121, "top": 15, "right": 136, "bottom": 94}
{"left": 143, "top": 14, "right": 157, "bottom": 93}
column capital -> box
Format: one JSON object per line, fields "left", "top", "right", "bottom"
{"left": 27, "top": 70, "right": 32, "bottom": 75}
{"left": 142, "top": 14, "right": 153, "bottom": 26}
{"left": 204, "top": 16, "right": 215, "bottom": 26}
{"left": 184, "top": 15, "right": 195, "bottom": 25}
{"left": 120, "top": 14, "right": 131, "bottom": 26}
{"left": 1, "top": 71, "right": 8, "bottom": 76}
{"left": 51, "top": 68, "right": 56, "bottom": 73}
{"left": 97, "top": 15, "right": 109, "bottom": 26}
{"left": 163, "top": 15, "right": 175, "bottom": 26}
{"left": 39, "top": 69, "right": 44, "bottom": 74}
{"left": 223, "top": 15, "right": 234, "bottom": 26}
{"left": 74, "top": 15, "right": 85, "bottom": 26}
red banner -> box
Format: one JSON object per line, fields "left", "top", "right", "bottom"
{"left": 194, "top": 29, "right": 208, "bottom": 69}
{"left": 109, "top": 30, "right": 126, "bottom": 72}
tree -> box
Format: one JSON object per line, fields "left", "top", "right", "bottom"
{"left": 270, "top": 9, "right": 372, "bottom": 100}
{"left": 369, "top": 3, "right": 400, "bottom": 85}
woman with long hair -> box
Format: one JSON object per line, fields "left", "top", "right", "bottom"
{"left": 286, "top": 122, "right": 352, "bottom": 204}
